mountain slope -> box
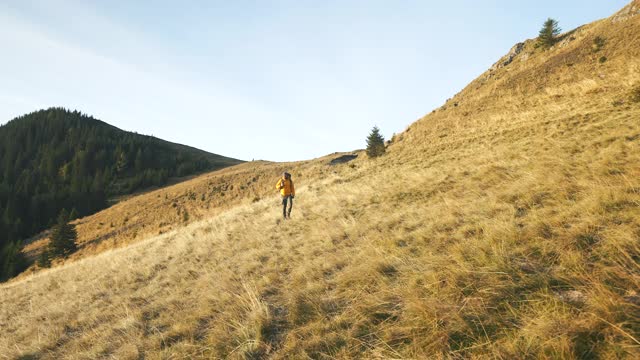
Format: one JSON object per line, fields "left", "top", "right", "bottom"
{"left": 0, "top": 108, "right": 242, "bottom": 280}
{"left": 1, "top": 3, "right": 639, "bottom": 359}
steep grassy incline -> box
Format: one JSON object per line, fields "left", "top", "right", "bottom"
{"left": 395, "top": 1, "right": 640, "bottom": 158}
{"left": 1, "top": 3, "right": 639, "bottom": 359}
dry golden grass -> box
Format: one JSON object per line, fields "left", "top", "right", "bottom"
{"left": 1, "top": 3, "right": 640, "bottom": 359}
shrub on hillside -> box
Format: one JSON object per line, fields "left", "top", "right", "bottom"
{"left": 537, "top": 18, "right": 561, "bottom": 49}
{"left": 612, "top": 99, "right": 625, "bottom": 107}
{"left": 592, "top": 36, "right": 606, "bottom": 52}
{"left": 366, "top": 126, "right": 386, "bottom": 158}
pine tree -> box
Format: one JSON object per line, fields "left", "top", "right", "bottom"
{"left": 366, "top": 126, "right": 386, "bottom": 158}
{"left": 69, "top": 208, "right": 79, "bottom": 220}
{"left": 134, "top": 148, "right": 144, "bottom": 172}
{"left": 538, "top": 18, "right": 561, "bottom": 49}
{"left": 0, "top": 241, "right": 28, "bottom": 281}
{"left": 116, "top": 150, "right": 128, "bottom": 175}
{"left": 49, "top": 209, "right": 78, "bottom": 258}
{"left": 37, "top": 249, "right": 51, "bottom": 268}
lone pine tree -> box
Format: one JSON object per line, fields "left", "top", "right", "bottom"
{"left": 538, "top": 18, "right": 561, "bottom": 49}
{"left": 366, "top": 126, "right": 386, "bottom": 158}
{"left": 49, "top": 209, "right": 78, "bottom": 258}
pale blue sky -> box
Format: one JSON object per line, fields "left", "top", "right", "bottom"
{"left": 0, "top": 0, "right": 629, "bottom": 161}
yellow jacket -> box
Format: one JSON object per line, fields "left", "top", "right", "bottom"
{"left": 276, "top": 178, "right": 295, "bottom": 197}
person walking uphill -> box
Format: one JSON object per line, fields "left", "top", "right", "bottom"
{"left": 276, "top": 172, "right": 295, "bottom": 219}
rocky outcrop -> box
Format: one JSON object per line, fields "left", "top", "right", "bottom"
{"left": 489, "top": 42, "right": 526, "bottom": 72}
{"left": 612, "top": 0, "right": 640, "bottom": 23}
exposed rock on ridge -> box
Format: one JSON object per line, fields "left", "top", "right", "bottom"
{"left": 612, "top": 0, "right": 640, "bottom": 23}
{"left": 489, "top": 42, "right": 526, "bottom": 72}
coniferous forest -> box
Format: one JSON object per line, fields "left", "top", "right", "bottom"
{"left": 0, "top": 108, "right": 242, "bottom": 280}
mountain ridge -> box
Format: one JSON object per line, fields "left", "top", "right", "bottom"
{"left": 0, "top": 107, "right": 242, "bottom": 280}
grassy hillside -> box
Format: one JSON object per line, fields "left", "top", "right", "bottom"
{"left": 1, "top": 2, "right": 639, "bottom": 359}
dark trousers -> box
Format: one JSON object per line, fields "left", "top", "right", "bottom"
{"left": 282, "top": 195, "right": 293, "bottom": 218}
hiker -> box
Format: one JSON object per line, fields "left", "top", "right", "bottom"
{"left": 276, "top": 172, "right": 295, "bottom": 219}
